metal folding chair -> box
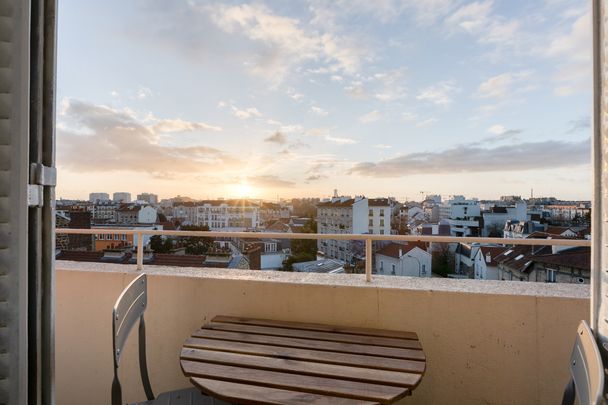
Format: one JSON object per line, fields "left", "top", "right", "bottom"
{"left": 562, "top": 320, "right": 605, "bottom": 405}
{"left": 111, "top": 273, "right": 223, "bottom": 405}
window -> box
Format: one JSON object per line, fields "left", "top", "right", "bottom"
{"left": 380, "top": 219, "right": 384, "bottom": 227}
{"left": 368, "top": 209, "right": 373, "bottom": 216}
{"left": 380, "top": 230, "right": 384, "bottom": 235}
{"left": 369, "top": 219, "right": 373, "bottom": 226}
{"left": 380, "top": 209, "right": 384, "bottom": 217}
{"left": 422, "top": 265, "right": 426, "bottom": 275}
{"left": 380, "top": 261, "right": 384, "bottom": 271}
{"left": 547, "top": 269, "right": 557, "bottom": 283}
{"left": 391, "top": 264, "right": 396, "bottom": 275}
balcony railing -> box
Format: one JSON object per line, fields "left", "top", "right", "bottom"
{"left": 55, "top": 228, "right": 591, "bottom": 281}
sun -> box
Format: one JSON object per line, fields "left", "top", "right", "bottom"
{"left": 235, "top": 182, "right": 253, "bottom": 198}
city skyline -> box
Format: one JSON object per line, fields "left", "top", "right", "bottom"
{"left": 57, "top": 1, "right": 591, "bottom": 201}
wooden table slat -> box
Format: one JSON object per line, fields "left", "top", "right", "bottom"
{"left": 204, "top": 322, "right": 420, "bottom": 349}
{"left": 183, "top": 337, "right": 426, "bottom": 373}
{"left": 191, "top": 377, "right": 380, "bottom": 405}
{"left": 181, "top": 347, "right": 421, "bottom": 387}
{"left": 181, "top": 360, "right": 409, "bottom": 404}
{"left": 212, "top": 316, "right": 418, "bottom": 340}
{"left": 192, "top": 329, "right": 425, "bottom": 360}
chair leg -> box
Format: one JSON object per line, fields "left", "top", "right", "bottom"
{"left": 561, "top": 378, "right": 575, "bottom": 405}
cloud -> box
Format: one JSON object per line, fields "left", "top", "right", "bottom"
{"left": 306, "top": 128, "right": 358, "bottom": 144}
{"left": 359, "top": 110, "right": 381, "bottom": 124}
{"left": 544, "top": 11, "right": 591, "bottom": 96}
{"left": 416, "top": 80, "right": 459, "bottom": 105}
{"left": 247, "top": 175, "right": 296, "bottom": 188}
{"left": 136, "top": 86, "right": 152, "bottom": 100}
{"left": 402, "top": 112, "right": 417, "bottom": 122}
{"left": 206, "top": 3, "right": 364, "bottom": 84}
{"left": 305, "top": 174, "right": 327, "bottom": 181}
{"left": 152, "top": 118, "right": 222, "bottom": 133}
{"left": 566, "top": 116, "right": 591, "bottom": 134}
{"left": 487, "top": 124, "right": 522, "bottom": 136}
{"left": 415, "top": 118, "right": 438, "bottom": 128}
{"left": 310, "top": 106, "right": 329, "bottom": 116}
{"left": 57, "top": 99, "right": 237, "bottom": 177}
{"left": 475, "top": 71, "right": 532, "bottom": 99}
{"left": 264, "top": 131, "right": 288, "bottom": 145}
{"left": 232, "top": 106, "right": 262, "bottom": 119}
{"left": 374, "top": 144, "right": 392, "bottom": 149}
{"left": 349, "top": 139, "right": 589, "bottom": 177}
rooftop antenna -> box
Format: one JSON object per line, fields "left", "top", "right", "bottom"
{"left": 531, "top": 188, "right": 534, "bottom": 199}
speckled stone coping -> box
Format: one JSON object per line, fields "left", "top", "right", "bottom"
{"left": 56, "top": 260, "right": 590, "bottom": 299}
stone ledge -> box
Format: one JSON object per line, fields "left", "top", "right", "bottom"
{"left": 56, "top": 260, "right": 590, "bottom": 299}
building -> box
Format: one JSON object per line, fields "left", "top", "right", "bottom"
{"left": 113, "top": 192, "right": 132, "bottom": 203}
{"left": 367, "top": 198, "right": 392, "bottom": 235}
{"left": 88, "top": 192, "right": 109, "bottom": 203}
{"left": 439, "top": 196, "right": 481, "bottom": 237}
{"left": 375, "top": 242, "right": 431, "bottom": 277}
{"left": 137, "top": 193, "right": 159, "bottom": 205}
{"left": 292, "top": 259, "right": 345, "bottom": 274}
{"left": 259, "top": 202, "right": 291, "bottom": 227}
{"left": 482, "top": 201, "right": 528, "bottom": 237}
{"left": 454, "top": 244, "right": 508, "bottom": 280}
{"left": 496, "top": 244, "right": 591, "bottom": 284}
{"left": 316, "top": 196, "right": 368, "bottom": 262}
{"left": 91, "top": 201, "right": 119, "bottom": 222}
{"left": 195, "top": 200, "right": 260, "bottom": 230}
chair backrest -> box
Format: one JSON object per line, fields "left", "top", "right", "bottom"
{"left": 566, "top": 320, "right": 605, "bottom": 405}
{"left": 111, "top": 273, "right": 154, "bottom": 405}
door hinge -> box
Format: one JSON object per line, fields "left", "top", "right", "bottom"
{"left": 28, "top": 163, "right": 56, "bottom": 207}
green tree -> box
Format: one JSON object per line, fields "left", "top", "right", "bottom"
{"left": 149, "top": 235, "right": 172, "bottom": 253}
{"left": 283, "top": 219, "right": 317, "bottom": 270}
{"left": 179, "top": 225, "right": 213, "bottom": 255}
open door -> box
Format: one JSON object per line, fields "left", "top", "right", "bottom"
{"left": 0, "top": 0, "right": 56, "bottom": 404}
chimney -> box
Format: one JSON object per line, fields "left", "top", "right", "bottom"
{"left": 399, "top": 248, "right": 403, "bottom": 258}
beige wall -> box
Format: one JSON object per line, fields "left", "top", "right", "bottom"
{"left": 56, "top": 266, "right": 589, "bottom": 405}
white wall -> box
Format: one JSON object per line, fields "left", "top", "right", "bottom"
{"left": 138, "top": 206, "right": 158, "bottom": 224}
{"left": 376, "top": 247, "right": 431, "bottom": 277}
{"left": 352, "top": 198, "right": 368, "bottom": 234}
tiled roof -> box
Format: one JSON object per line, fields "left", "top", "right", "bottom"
{"left": 495, "top": 245, "right": 552, "bottom": 273}
{"left": 376, "top": 242, "right": 428, "bottom": 259}
{"left": 317, "top": 199, "right": 355, "bottom": 207}
{"left": 368, "top": 198, "right": 391, "bottom": 207}
{"left": 478, "top": 246, "right": 509, "bottom": 266}
{"left": 532, "top": 247, "right": 591, "bottom": 271}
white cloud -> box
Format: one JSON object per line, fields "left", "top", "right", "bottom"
{"left": 136, "top": 86, "right": 152, "bottom": 100}
{"left": 310, "top": 106, "right": 329, "bottom": 116}
{"left": 476, "top": 71, "right": 532, "bottom": 99}
{"left": 374, "top": 144, "right": 392, "bottom": 149}
{"left": 487, "top": 124, "right": 507, "bottom": 135}
{"left": 326, "top": 135, "right": 358, "bottom": 144}
{"left": 57, "top": 99, "right": 236, "bottom": 177}
{"left": 152, "top": 118, "right": 222, "bottom": 133}
{"left": 206, "top": 3, "right": 365, "bottom": 84}
{"left": 401, "top": 112, "right": 417, "bottom": 122}
{"left": 232, "top": 106, "right": 262, "bottom": 119}
{"left": 359, "top": 110, "right": 381, "bottom": 124}
{"left": 416, "top": 118, "right": 438, "bottom": 128}
{"left": 416, "top": 80, "right": 458, "bottom": 105}
{"left": 306, "top": 128, "right": 358, "bottom": 144}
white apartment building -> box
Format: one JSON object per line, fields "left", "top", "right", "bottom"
{"left": 482, "top": 201, "right": 528, "bottom": 237}
{"left": 316, "top": 196, "right": 368, "bottom": 262}
{"left": 195, "top": 200, "right": 260, "bottom": 230}
{"left": 137, "top": 193, "right": 159, "bottom": 205}
{"left": 113, "top": 192, "right": 132, "bottom": 203}
{"left": 88, "top": 192, "right": 109, "bottom": 203}
{"left": 367, "top": 198, "right": 392, "bottom": 235}
{"left": 440, "top": 196, "right": 481, "bottom": 237}
{"left": 91, "top": 202, "right": 119, "bottom": 222}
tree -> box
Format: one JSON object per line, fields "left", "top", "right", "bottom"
{"left": 179, "top": 225, "right": 213, "bottom": 255}
{"left": 149, "top": 235, "right": 172, "bottom": 253}
{"left": 282, "top": 219, "right": 317, "bottom": 270}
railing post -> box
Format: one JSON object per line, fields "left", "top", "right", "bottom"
{"left": 365, "top": 238, "right": 372, "bottom": 282}
{"left": 136, "top": 232, "right": 144, "bottom": 271}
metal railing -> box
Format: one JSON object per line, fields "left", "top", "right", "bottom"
{"left": 55, "top": 228, "right": 591, "bottom": 282}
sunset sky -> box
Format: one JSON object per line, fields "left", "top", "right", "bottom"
{"left": 56, "top": 0, "right": 591, "bottom": 201}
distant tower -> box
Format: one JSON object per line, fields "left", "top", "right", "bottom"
{"left": 333, "top": 189, "right": 338, "bottom": 198}
{"left": 531, "top": 188, "right": 534, "bottom": 199}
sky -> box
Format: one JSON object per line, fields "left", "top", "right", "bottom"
{"left": 56, "top": 0, "right": 592, "bottom": 202}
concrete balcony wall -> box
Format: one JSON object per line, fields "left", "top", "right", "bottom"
{"left": 55, "top": 261, "right": 589, "bottom": 405}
